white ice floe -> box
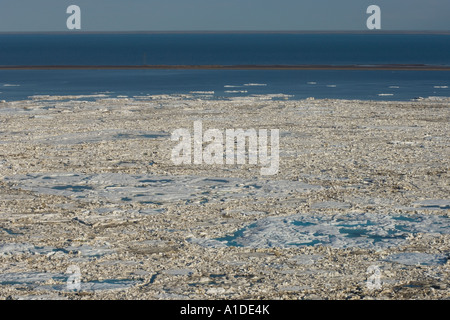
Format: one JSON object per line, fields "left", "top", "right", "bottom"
{"left": 378, "top": 93, "right": 394, "bottom": 96}
{"left": 421, "top": 96, "right": 450, "bottom": 101}
{"left": 189, "top": 91, "right": 214, "bottom": 94}
{"left": 29, "top": 94, "right": 109, "bottom": 100}
{"left": 163, "top": 269, "right": 195, "bottom": 276}
{"left": 247, "top": 93, "right": 292, "bottom": 100}
{"left": 5, "top": 173, "right": 320, "bottom": 204}
{"left": 243, "top": 83, "right": 267, "bottom": 86}
{"left": 237, "top": 210, "right": 267, "bottom": 216}
{"left": 137, "top": 208, "right": 166, "bottom": 215}
{"left": 287, "top": 254, "right": 324, "bottom": 265}
{"left": 75, "top": 279, "right": 139, "bottom": 292}
{"left": 1, "top": 272, "right": 136, "bottom": 292}
{"left": 35, "top": 279, "right": 140, "bottom": 292}
{"left": 412, "top": 199, "right": 450, "bottom": 210}
{"left": 153, "top": 292, "right": 190, "bottom": 299}
{"left": 224, "top": 90, "right": 248, "bottom": 93}
{"left": 190, "top": 212, "right": 450, "bottom": 249}
{"left": 0, "top": 243, "right": 55, "bottom": 256}
{"left": 433, "top": 86, "right": 448, "bottom": 89}
{"left": 0, "top": 272, "right": 65, "bottom": 285}
{"left": 0, "top": 242, "right": 115, "bottom": 258}
{"left": 35, "top": 129, "right": 169, "bottom": 145}
{"left": 65, "top": 245, "right": 115, "bottom": 257}
{"left": 14, "top": 294, "right": 68, "bottom": 300}
{"left": 0, "top": 263, "right": 137, "bottom": 292}
{"left": 311, "top": 201, "right": 351, "bottom": 209}
{"left": 385, "top": 252, "right": 448, "bottom": 266}
{"left": 280, "top": 285, "right": 311, "bottom": 292}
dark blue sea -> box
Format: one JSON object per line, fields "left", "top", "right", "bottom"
{"left": 0, "top": 33, "right": 449, "bottom": 101}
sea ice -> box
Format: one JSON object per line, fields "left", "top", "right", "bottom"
{"left": 5, "top": 173, "right": 320, "bottom": 204}
{"left": 311, "top": 201, "right": 351, "bottom": 209}
{"left": 412, "top": 199, "right": 450, "bottom": 210}
{"left": 385, "top": 252, "right": 448, "bottom": 266}
{"left": 35, "top": 129, "right": 168, "bottom": 145}
{"left": 0, "top": 272, "right": 66, "bottom": 285}
{"left": 0, "top": 243, "right": 55, "bottom": 256}
{"left": 64, "top": 245, "right": 115, "bottom": 257}
{"left": 163, "top": 269, "right": 195, "bottom": 276}
{"left": 192, "top": 212, "right": 450, "bottom": 249}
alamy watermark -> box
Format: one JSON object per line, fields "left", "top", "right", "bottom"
{"left": 66, "top": 264, "right": 81, "bottom": 291}
{"left": 64, "top": 5, "right": 380, "bottom": 31}
{"left": 66, "top": 5, "right": 81, "bottom": 30}
{"left": 366, "top": 5, "right": 381, "bottom": 30}
{"left": 366, "top": 265, "right": 382, "bottom": 290}
{"left": 171, "top": 121, "right": 279, "bottom": 175}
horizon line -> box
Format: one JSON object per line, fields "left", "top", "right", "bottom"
{"left": 1, "top": 64, "right": 450, "bottom": 71}
{"left": 0, "top": 30, "right": 450, "bottom": 35}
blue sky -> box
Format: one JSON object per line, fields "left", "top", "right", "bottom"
{"left": 0, "top": 0, "right": 449, "bottom": 32}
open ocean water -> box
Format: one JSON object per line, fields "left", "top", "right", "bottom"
{"left": 0, "top": 33, "right": 449, "bottom": 101}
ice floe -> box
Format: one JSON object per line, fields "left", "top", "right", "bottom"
{"left": 0, "top": 271, "right": 139, "bottom": 292}
{"left": 385, "top": 252, "right": 448, "bottom": 266}
{"left": 311, "top": 201, "right": 351, "bottom": 209}
{"left": 189, "top": 91, "right": 214, "bottom": 94}
{"left": 412, "top": 199, "right": 450, "bottom": 210}
{"left": 35, "top": 129, "right": 169, "bottom": 145}
{"left": 163, "top": 269, "right": 195, "bottom": 276}
{"left": 191, "top": 212, "right": 450, "bottom": 249}
{"left": 29, "top": 94, "right": 109, "bottom": 101}
{"left": 0, "top": 243, "right": 55, "bottom": 256}
{"left": 0, "top": 272, "right": 66, "bottom": 285}
{"left": 5, "top": 173, "right": 320, "bottom": 204}
{"left": 0, "top": 242, "right": 115, "bottom": 258}
{"left": 224, "top": 90, "right": 248, "bottom": 93}
{"left": 64, "top": 245, "right": 115, "bottom": 257}
{"left": 287, "top": 254, "right": 324, "bottom": 265}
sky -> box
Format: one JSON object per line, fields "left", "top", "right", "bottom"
{"left": 0, "top": 0, "right": 449, "bottom": 32}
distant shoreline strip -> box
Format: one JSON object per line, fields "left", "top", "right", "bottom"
{"left": 1, "top": 65, "right": 450, "bottom": 71}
